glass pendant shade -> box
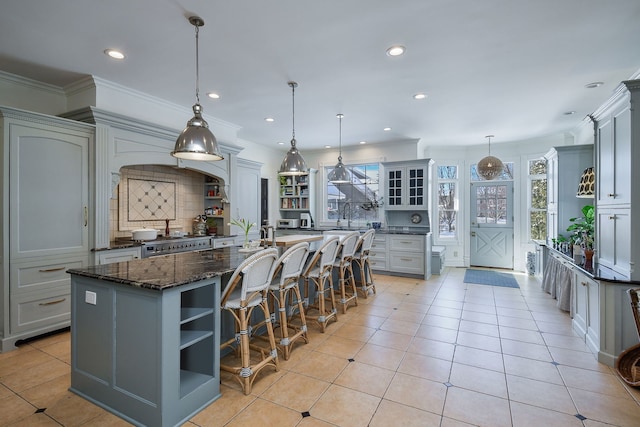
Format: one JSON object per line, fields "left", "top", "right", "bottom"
{"left": 576, "top": 167, "right": 595, "bottom": 198}
{"left": 328, "top": 113, "right": 351, "bottom": 183}
{"left": 279, "top": 81, "right": 307, "bottom": 175}
{"left": 477, "top": 135, "right": 504, "bottom": 180}
{"left": 171, "top": 16, "right": 224, "bottom": 161}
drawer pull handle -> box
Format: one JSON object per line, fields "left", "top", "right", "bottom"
{"left": 400, "top": 257, "right": 412, "bottom": 261}
{"left": 608, "top": 193, "right": 615, "bottom": 198}
{"left": 609, "top": 216, "right": 616, "bottom": 220}
{"left": 39, "top": 267, "right": 66, "bottom": 273}
{"left": 581, "top": 281, "right": 588, "bottom": 287}
{"left": 39, "top": 298, "right": 66, "bottom": 306}
{"left": 400, "top": 241, "right": 412, "bottom": 244}
{"left": 84, "top": 206, "right": 88, "bottom": 227}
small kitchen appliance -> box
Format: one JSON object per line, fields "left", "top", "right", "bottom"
{"left": 277, "top": 218, "right": 299, "bottom": 229}
{"left": 300, "top": 213, "right": 312, "bottom": 229}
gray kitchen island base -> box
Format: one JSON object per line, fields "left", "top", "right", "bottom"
{"left": 69, "top": 274, "right": 222, "bottom": 427}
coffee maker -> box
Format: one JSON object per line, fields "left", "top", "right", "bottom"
{"left": 300, "top": 213, "right": 312, "bottom": 229}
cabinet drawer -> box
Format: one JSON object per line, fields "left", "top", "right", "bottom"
{"left": 213, "top": 238, "right": 236, "bottom": 249}
{"left": 97, "top": 247, "right": 141, "bottom": 265}
{"left": 11, "top": 287, "right": 71, "bottom": 334}
{"left": 369, "top": 258, "right": 388, "bottom": 271}
{"left": 388, "top": 235, "right": 425, "bottom": 251}
{"left": 389, "top": 253, "right": 425, "bottom": 275}
{"left": 11, "top": 257, "right": 87, "bottom": 294}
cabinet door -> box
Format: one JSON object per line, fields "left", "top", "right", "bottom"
{"left": 596, "top": 208, "right": 631, "bottom": 276}
{"left": 10, "top": 124, "right": 90, "bottom": 259}
{"left": 386, "top": 168, "right": 403, "bottom": 208}
{"left": 406, "top": 165, "right": 427, "bottom": 208}
{"left": 236, "top": 160, "right": 262, "bottom": 239}
{"left": 597, "top": 106, "right": 631, "bottom": 207}
{"left": 573, "top": 271, "right": 588, "bottom": 338}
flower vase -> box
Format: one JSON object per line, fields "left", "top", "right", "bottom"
{"left": 243, "top": 234, "right": 250, "bottom": 249}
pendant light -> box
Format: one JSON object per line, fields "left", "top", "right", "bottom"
{"left": 171, "top": 16, "right": 224, "bottom": 161}
{"left": 279, "top": 81, "right": 308, "bottom": 175}
{"left": 477, "top": 135, "right": 504, "bottom": 180}
{"left": 328, "top": 113, "right": 351, "bottom": 183}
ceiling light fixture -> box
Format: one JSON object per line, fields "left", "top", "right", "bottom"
{"left": 413, "top": 93, "right": 427, "bottom": 100}
{"left": 386, "top": 45, "right": 406, "bottom": 57}
{"left": 359, "top": 141, "right": 367, "bottom": 144}
{"left": 278, "top": 81, "right": 307, "bottom": 175}
{"left": 171, "top": 16, "right": 224, "bottom": 161}
{"left": 328, "top": 113, "right": 351, "bottom": 183}
{"left": 477, "top": 135, "right": 504, "bottom": 180}
{"left": 206, "top": 92, "right": 220, "bottom": 99}
{"left": 264, "top": 117, "right": 275, "bottom": 122}
{"left": 585, "top": 82, "right": 604, "bottom": 89}
{"left": 104, "top": 49, "right": 125, "bottom": 60}
{"left": 383, "top": 127, "right": 392, "bottom": 131}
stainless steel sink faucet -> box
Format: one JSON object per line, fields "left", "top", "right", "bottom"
{"left": 343, "top": 202, "right": 352, "bottom": 229}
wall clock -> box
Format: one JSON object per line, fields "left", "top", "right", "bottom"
{"left": 410, "top": 213, "right": 422, "bottom": 224}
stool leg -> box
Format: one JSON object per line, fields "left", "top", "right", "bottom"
{"left": 277, "top": 287, "right": 291, "bottom": 359}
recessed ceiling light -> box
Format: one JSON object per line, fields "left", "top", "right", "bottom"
{"left": 104, "top": 49, "right": 125, "bottom": 60}
{"left": 386, "top": 45, "right": 405, "bottom": 57}
{"left": 359, "top": 141, "right": 367, "bottom": 145}
{"left": 277, "top": 141, "right": 285, "bottom": 145}
{"left": 207, "top": 92, "right": 220, "bottom": 99}
{"left": 563, "top": 111, "right": 576, "bottom": 115}
{"left": 413, "top": 93, "right": 427, "bottom": 100}
{"left": 264, "top": 117, "right": 274, "bottom": 122}
{"left": 383, "top": 127, "right": 392, "bottom": 131}
{"left": 325, "top": 145, "right": 332, "bottom": 149}
{"left": 585, "top": 82, "right": 604, "bottom": 89}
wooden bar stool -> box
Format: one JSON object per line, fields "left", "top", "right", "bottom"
{"left": 352, "top": 229, "right": 376, "bottom": 298}
{"left": 220, "top": 248, "right": 279, "bottom": 395}
{"left": 333, "top": 231, "right": 360, "bottom": 313}
{"left": 267, "top": 242, "right": 310, "bottom": 360}
{"left": 302, "top": 236, "right": 341, "bottom": 332}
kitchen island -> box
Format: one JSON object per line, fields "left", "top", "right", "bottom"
{"left": 67, "top": 247, "right": 257, "bottom": 427}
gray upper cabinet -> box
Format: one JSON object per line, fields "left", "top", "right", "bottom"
{"left": 383, "top": 159, "right": 433, "bottom": 211}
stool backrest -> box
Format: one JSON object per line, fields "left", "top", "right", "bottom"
{"left": 274, "top": 242, "right": 310, "bottom": 288}
{"left": 356, "top": 229, "right": 375, "bottom": 255}
{"left": 221, "top": 248, "right": 278, "bottom": 305}
{"left": 303, "top": 235, "right": 340, "bottom": 276}
{"left": 338, "top": 231, "right": 360, "bottom": 260}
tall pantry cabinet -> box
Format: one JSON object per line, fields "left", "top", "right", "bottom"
{"left": 1, "top": 107, "right": 94, "bottom": 351}
{"left": 593, "top": 80, "right": 640, "bottom": 280}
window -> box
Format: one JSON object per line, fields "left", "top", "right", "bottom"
{"left": 437, "top": 165, "right": 459, "bottom": 239}
{"left": 323, "top": 162, "right": 381, "bottom": 225}
{"left": 528, "top": 159, "right": 547, "bottom": 241}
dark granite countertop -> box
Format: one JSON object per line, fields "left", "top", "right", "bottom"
{"left": 69, "top": 247, "right": 254, "bottom": 291}
{"left": 548, "top": 247, "right": 639, "bottom": 285}
{"left": 277, "top": 227, "right": 430, "bottom": 235}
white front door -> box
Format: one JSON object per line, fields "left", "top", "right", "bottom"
{"left": 470, "top": 182, "right": 514, "bottom": 269}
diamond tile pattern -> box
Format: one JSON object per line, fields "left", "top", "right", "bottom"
{"left": 127, "top": 178, "right": 176, "bottom": 221}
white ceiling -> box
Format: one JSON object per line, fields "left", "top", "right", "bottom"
{"left": 1, "top": 0, "right": 639, "bottom": 151}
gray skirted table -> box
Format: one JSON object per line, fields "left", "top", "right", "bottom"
{"left": 67, "top": 247, "right": 260, "bottom": 427}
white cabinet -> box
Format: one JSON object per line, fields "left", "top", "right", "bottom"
{"left": 369, "top": 234, "right": 388, "bottom": 271}
{"left": 388, "top": 234, "right": 428, "bottom": 278}
{"left": 96, "top": 247, "right": 142, "bottom": 265}
{"left": 596, "top": 207, "right": 631, "bottom": 277}
{"left": 235, "top": 159, "right": 263, "bottom": 241}
{"left": 544, "top": 145, "right": 593, "bottom": 244}
{"left": 1, "top": 107, "right": 94, "bottom": 351}
{"left": 592, "top": 79, "right": 640, "bottom": 280}
{"left": 383, "top": 160, "right": 433, "bottom": 210}
{"left": 572, "top": 268, "right": 599, "bottom": 354}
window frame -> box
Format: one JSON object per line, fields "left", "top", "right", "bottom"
{"left": 527, "top": 157, "right": 547, "bottom": 242}
{"left": 436, "top": 164, "right": 460, "bottom": 242}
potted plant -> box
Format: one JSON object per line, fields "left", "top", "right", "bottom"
{"left": 567, "top": 204, "right": 595, "bottom": 267}
{"left": 228, "top": 217, "right": 256, "bottom": 248}
{"left": 206, "top": 216, "right": 217, "bottom": 236}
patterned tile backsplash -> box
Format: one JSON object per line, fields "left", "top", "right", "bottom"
{"left": 111, "top": 165, "right": 205, "bottom": 240}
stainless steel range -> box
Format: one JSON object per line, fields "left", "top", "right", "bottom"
{"left": 140, "top": 236, "right": 213, "bottom": 258}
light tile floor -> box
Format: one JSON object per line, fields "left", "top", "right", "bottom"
{"left": 2, "top": 268, "right": 640, "bottom": 426}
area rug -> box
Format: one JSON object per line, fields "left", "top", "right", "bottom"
{"left": 463, "top": 269, "right": 519, "bottom": 288}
